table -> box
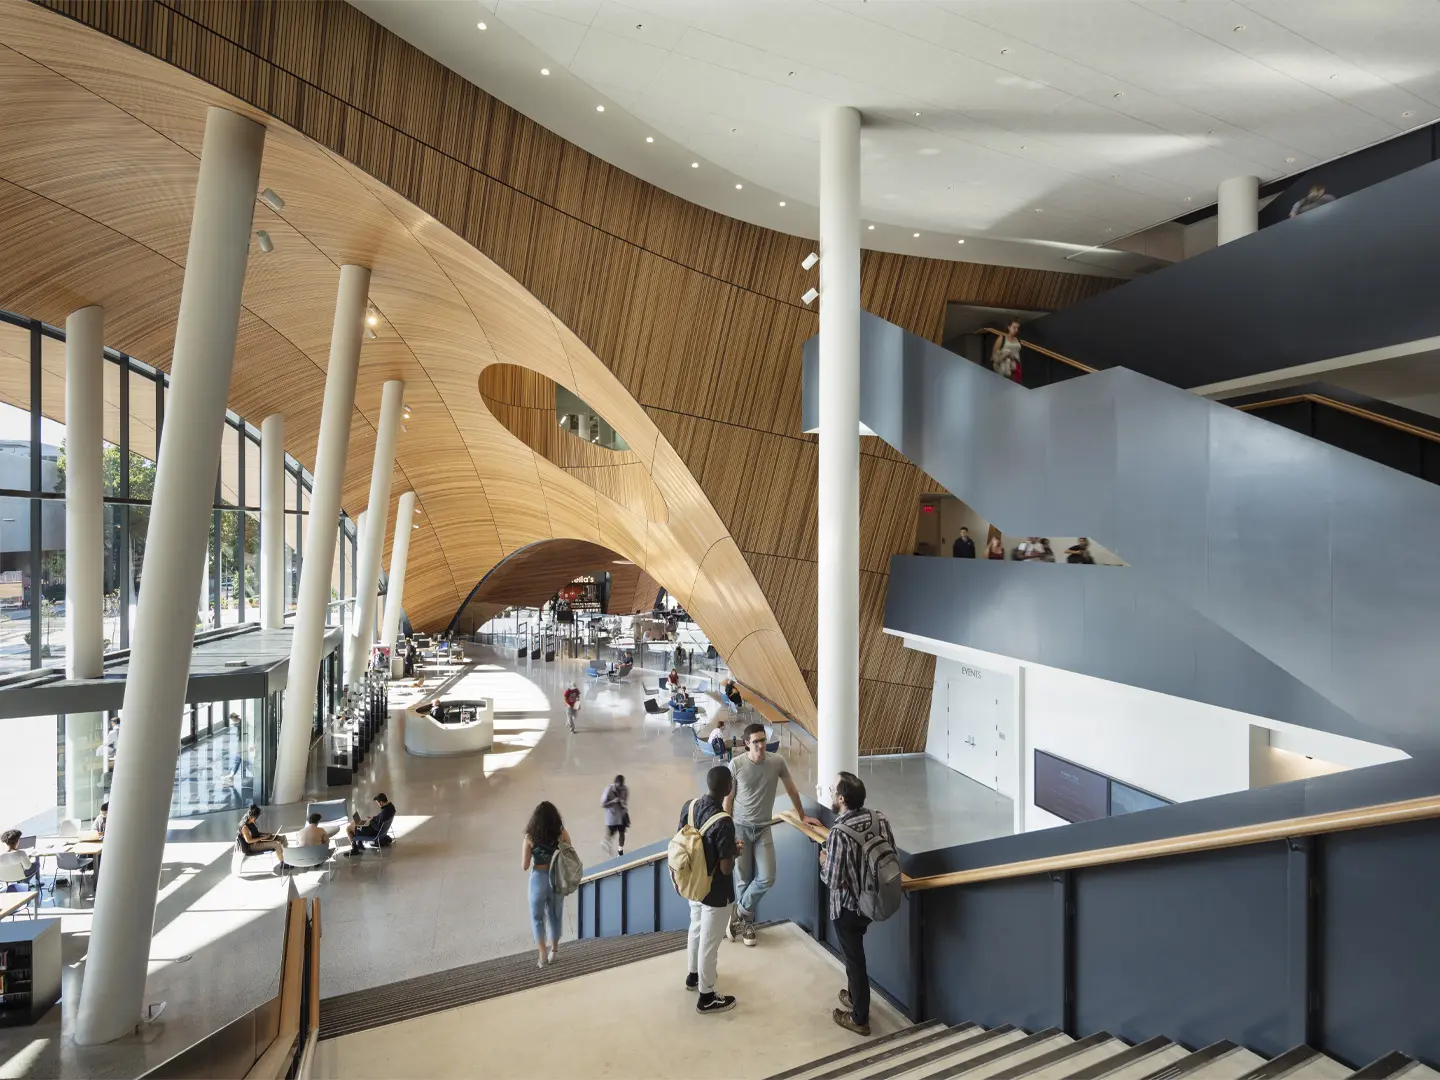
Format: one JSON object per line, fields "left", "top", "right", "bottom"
{"left": 31, "top": 836, "right": 104, "bottom": 896}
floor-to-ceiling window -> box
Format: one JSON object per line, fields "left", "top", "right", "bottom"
{"left": 0, "top": 308, "right": 359, "bottom": 825}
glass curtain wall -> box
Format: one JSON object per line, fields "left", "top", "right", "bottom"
{"left": 0, "top": 308, "right": 358, "bottom": 827}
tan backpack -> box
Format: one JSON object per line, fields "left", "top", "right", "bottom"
{"left": 668, "top": 800, "right": 729, "bottom": 901}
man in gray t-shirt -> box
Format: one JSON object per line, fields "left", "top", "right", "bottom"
{"left": 723, "top": 723, "right": 822, "bottom": 946}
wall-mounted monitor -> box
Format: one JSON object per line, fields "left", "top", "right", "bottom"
{"left": 1034, "top": 750, "right": 1109, "bottom": 824}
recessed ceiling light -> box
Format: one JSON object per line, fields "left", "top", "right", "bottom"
{"left": 645, "top": 136, "right": 654, "bottom": 143}
{"left": 1285, "top": 156, "right": 1296, "bottom": 163}
{"left": 476, "top": 21, "right": 486, "bottom": 30}
{"left": 1000, "top": 48, "right": 1010, "bottom": 55}
{"left": 1328, "top": 73, "right": 1338, "bottom": 80}
{"left": 1184, "top": 196, "right": 1193, "bottom": 203}
{"left": 735, "top": 183, "right": 743, "bottom": 190}
{"left": 1019, "top": 144, "right": 1027, "bottom": 150}
{"left": 1033, "top": 207, "right": 1043, "bottom": 213}
{"left": 541, "top": 68, "right": 550, "bottom": 76}
{"left": 596, "top": 105, "right": 605, "bottom": 112}
{"left": 1233, "top": 23, "right": 1246, "bottom": 31}
{"left": 1403, "top": 110, "right": 1416, "bottom": 118}
{"left": 1104, "top": 228, "right": 1113, "bottom": 233}
{"left": 778, "top": 200, "right": 786, "bottom": 207}
{"left": 913, "top": 111, "right": 922, "bottom": 117}
{"left": 691, "top": 161, "right": 699, "bottom": 168}
{"left": 1113, "top": 91, "right": 1124, "bottom": 98}
{"left": 867, "top": 224, "right": 875, "bottom": 230}
{"left": 913, "top": 232, "right": 920, "bottom": 238}
{"left": 957, "top": 239, "right": 965, "bottom": 244}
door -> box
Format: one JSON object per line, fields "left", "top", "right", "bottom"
{"left": 945, "top": 678, "right": 995, "bottom": 785}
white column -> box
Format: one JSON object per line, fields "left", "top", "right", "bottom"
{"left": 75, "top": 107, "right": 265, "bottom": 1047}
{"left": 64, "top": 306, "right": 106, "bottom": 824}
{"left": 815, "top": 105, "right": 861, "bottom": 804}
{"left": 273, "top": 264, "right": 371, "bottom": 805}
{"left": 380, "top": 491, "right": 417, "bottom": 648}
{"left": 259, "top": 413, "right": 285, "bottom": 630}
{"left": 344, "top": 380, "right": 405, "bottom": 679}
{"left": 1217, "top": 175, "right": 1259, "bottom": 245}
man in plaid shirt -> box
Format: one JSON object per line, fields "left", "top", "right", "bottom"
{"left": 819, "top": 771, "right": 893, "bottom": 1036}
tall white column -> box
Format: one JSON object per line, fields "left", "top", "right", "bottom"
{"left": 259, "top": 413, "right": 285, "bottom": 630}
{"left": 815, "top": 105, "right": 861, "bottom": 804}
{"left": 75, "top": 107, "right": 265, "bottom": 1047}
{"left": 64, "top": 306, "right": 106, "bottom": 825}
{"left": 344, "top": 380, "right": 405, "bottom": 679}
{"left": 1217, "top": 175, "right": 1259, "bottom": 245}
{"left": 272, "top": 264, "right": 370, "bottom": 805}
{"left": 380, "top": 491, "right": 417, "bottom": 648}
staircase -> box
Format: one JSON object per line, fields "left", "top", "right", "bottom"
{"left": 763, "top": 1020, "right": 1440, "bottom": 1080}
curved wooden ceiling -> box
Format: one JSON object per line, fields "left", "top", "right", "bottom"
{"left": 9, "top": 0, "right": 1114, "bottom": 749}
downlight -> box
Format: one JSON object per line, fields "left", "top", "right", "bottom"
{"left": 258, "top": 188, "right": 285, "bottom": 212}
{"left": 801, "top": 287, "right": 819, "bottom": 306}
{"left": 801, "top": 252, "right": 819, "bottom": 271}
{"left": 254, "top": 230, "right": 274, "bottom": 253}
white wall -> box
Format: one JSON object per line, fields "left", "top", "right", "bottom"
{"left": 903, "top": 633, "right": 1408, "bottom": 836}
{"left": 0, "top": 713, "right": 57, "bottom": 829}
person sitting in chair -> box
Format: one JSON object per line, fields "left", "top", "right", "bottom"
{"left": 668, "top": 668, "right": 681, "bottom": 691}
{"left": 344, "top": 793, "right": 396, "bottom": 856}
{"left": 298, "top": 812, "right": 329, "bottom": 849}
{"left": 669, "top": 687, "right": 691, "bottom": 713}
{"left": 237, "top": 805, "right": 288, "bottom": 865}
{"left": 706, "top": 717, "right": 732, "bottom": 762}
{"left": 723, "top": 680, "right": 743, "bottom": 714}
{"left": 0, "top": 829, "right": 40, "bottom": 890}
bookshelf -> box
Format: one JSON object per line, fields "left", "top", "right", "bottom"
{"left": 0, "top": 919, "right": 60, "bottom": 1026}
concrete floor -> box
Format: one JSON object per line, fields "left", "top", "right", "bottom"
{"left": 0, "top": 648, "right": 1008, "bottom": 1079}
{"left": 314, "top": 921, "right": 908, "bottom": 1080}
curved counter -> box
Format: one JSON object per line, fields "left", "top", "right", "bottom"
{"left": 405, "top": 698, "right": 494, "bottom": 757}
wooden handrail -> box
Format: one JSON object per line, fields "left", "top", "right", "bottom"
{"left": 1235, "top": 392, "right": 1440, "bottom": 446}
{"left": 579, "top": 848, "right": 668, "bottom": 885}
{"left": 902, "top": 793, "right": 1440, "bottom": 892}
{"left": 777, "top": 809, "right": 829, "bottom": 845}
{"left": 978, "top": 327, "right": 1096, "bottom": 373}
{"left": 245, "top": 896, "right": 307, "bottom": 1079}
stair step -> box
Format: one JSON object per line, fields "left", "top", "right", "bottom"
{"left": 904, "top": 1028, "right": 1070, "bottom": 1079}
{"left": 860, "top": 1025, "right": 1022, "bottom": 1080}
{"left": 1346, "top": 1053, "right": 1416, "bottom": 1080}
{"left": 1139, "top": 1041, "right": 1266, "bottom": 1080}
{"left": 1392, "top": 1066, "right": 1440, "bottom": 1080}
{"left": 798, "top": 1023, "right": 981, "bottom": 1080}
{"left": 1234, "top": 1045, "right": 1351, "bottom": 1080}
{"left": 1064, "top": 1038, "right": 1189, "bottom": 1080}
{"left": 762, "top": 1020, "right": 949, "bottom": 1080}
{"left": 985, "top": 1034, "right": 1125, "bottom": 1080}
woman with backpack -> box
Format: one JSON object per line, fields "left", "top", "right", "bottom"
{"left": 523, "top": 801, "right": 572, "bottom": 968}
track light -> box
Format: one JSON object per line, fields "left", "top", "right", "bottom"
{"left": 364, "top": 326, "right": 376, "bottom": 340}
{"left": 801, "top": 251, "right": 819, "bottom": 271}
{"left": 801, "top": 287, "right": 818, "bottom": 306}
{"left": 414, "top": 504, "right": 422, "bottom": 515}
{"left": 366, "top": 309, "right": 379, "bottom": 328}
{"left": 255, "top": 230, "right": 274, "bottom": 253}
{"left": 258, "top": 188, "right": 285, "bottom": 212}
{"left": 402, "top": 404, "right": 412, "bottom": 420}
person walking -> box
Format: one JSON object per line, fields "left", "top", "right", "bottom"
{"left": 951, "top": 526, "right": 975, "bottom": 559}
{"left": 822, "top": 771, "right": 895, "bottom": 1036}
{"left": 991, "top": 319, "right": 1023, "bottom": 383}
{"left": 563, "top": 681, "right": 580, "bottom": 733}
{"left": 724, "top": 723, "right": 822, "bottom": 946}
{"left": 601, "top": 775, "right": 629, "bottom": 857}
{"left": 523, "top": 801, "right": 571, "bottom": 968}
{"left": 680, "top": 766, "right": 740, "bottom": 1014}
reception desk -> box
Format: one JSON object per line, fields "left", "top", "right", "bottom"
{"left": 405, "top": 698, "right": 494, "bottom": 757}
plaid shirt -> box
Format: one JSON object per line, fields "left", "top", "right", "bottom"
{"left": 821, "top": 808, "right": 893, "bottom": 921}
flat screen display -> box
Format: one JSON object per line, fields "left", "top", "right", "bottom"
{"left": 1109, "top": 780, "right": 1171, "bottom": 816}
{"left": 1034, "top": 750, "right": 1109, "bottom": 824}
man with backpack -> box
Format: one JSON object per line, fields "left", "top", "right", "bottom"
{"left": 821, "top": 771, "right": 899, "bottom": 1036}
{"left": 671, "top": 766, "right": 739, "bottom": 1014}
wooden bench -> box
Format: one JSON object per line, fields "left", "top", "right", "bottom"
{"left": 0, "top": 890, "right": 38, "bottom": 919}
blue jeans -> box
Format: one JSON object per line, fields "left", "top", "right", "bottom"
{"left": 529, "top": 868, "right": 563, "bottom": 945}
{"left": 733, "top": 822, "right": 775, "bottom": 919}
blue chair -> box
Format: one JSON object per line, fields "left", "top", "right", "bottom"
{"left": 586, "top": 663, "right": 605, "bottom": 678}
{"left": 672, "top": 704, "right": 699, "bottom": 726}
{"left": 690, "top": 728, "right": 720, "bottom": 762}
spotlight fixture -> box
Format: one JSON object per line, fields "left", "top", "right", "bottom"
{"left": 778, "top": 201, "right": 786, "bottom": 207}
{"left": 1285, "top": 157, "right": 1296, "bottom": 163}
{"left": 596, "top": 104, "right": 605, "bottom": 112}
{"left": 414, "top": 504, "right": 422, "bottom": 515}
{"left": 735, "top": 183, "right": 743, "bottom": 189}
{"left": 801, "top": 287, "right": 819, "bottom": 306}
{"left": 801, "top": 251, "right": 819, "bottom": 271}
{"left": 646, "top": 136, "right": 654, "bottom": 143}
{"left": 364, "top": 326, "right": 376, "bottom": 340}
{"left": 913, "top": 232, "right": 920, "bottom": 238}
{"left": 255, "top": 229, "right": 274, "bottom": 253}
{"left": 477, "top": 21, "right": 486, "bottom": 30}
{"left": 957, "top": 239, "right": 965, "bottom": 244}
{"left": 1033, "top": 207, "right": 1044, "bottom": 213}
{"left": 867, "top": 224, "right": 875, "bottom": 230}
{"left": 366, "top": 309, "right": 379, "bottom": 328}
{"left": 541, "top": 68, "right": 550, "bottom": 75}
{"left": 691, "top": 162, "right": 699, "bottom": 169}
{"left": 913, "top": 111, "right": 922, "bottom": 117}
{"left": 1403, "top": 110, "right": 1416, "bottom": 118}
{"left": 412, "top": 522, "right": 420, "bottom": 530}
{"left": 402, "top": 404, "right": 412, "bottom": 420}
{"left": 1232, "top": 23, "right": 1246, "bottom": 31}
{"left": 258, "top": 188, "right": 285, "bottom": 212}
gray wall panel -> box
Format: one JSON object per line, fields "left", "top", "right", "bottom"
{"left": 812, "top": 313, "right": 1440, "bottom": 755}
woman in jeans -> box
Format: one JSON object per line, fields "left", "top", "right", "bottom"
{"left": 522, "top": 801, "right": 571, "bottom": 968}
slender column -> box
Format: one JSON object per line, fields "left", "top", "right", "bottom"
{"left": 816, "top": 105, "right": 861, "bottom": 804}
{"left": 259, "top": 414, "right": 285, "bottom": 629}
{"left": 1217, "top": 175, "right": 1259, "bottom": 245}
{"left": 64, "top": 306, "right": 105, "bottom": 825}
{"left": 75, "top": 107, "right": 265, "bottom": 1046}
{"left": 343, "top": 380, "right": 405, "bottom": 679}
{"left": 272, "top": 264, "right": 370, "bottom": 804}
{"left": 380, "top": 491, "right": 417, "bottom": 649}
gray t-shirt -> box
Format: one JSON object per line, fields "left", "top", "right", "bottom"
{"left": 729, "top": 752, "right": 791, "bottom": 825}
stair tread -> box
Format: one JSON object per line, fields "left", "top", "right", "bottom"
{"left": 1232, "top": 1046, "right": 1352, "bottom": 1080}
{"left": 1141, "top": 1043, "right": 1265, "bottom": 1080}
{"left": 1071, "top": 1040, "right": 1188, "bottom": 1080}
{"left": 956, "top": 1031, "right": 1077, "bottom": 1080}
{"left": 991, "top": 1036, "right": 1123, "bottom": 1080}
{"left": 865, "top": 1026, "right": 1023, "bottom": 1080}
{"left": 1394, "top": 1067, "right": 1440, "bottom": 1080}
{"left": 761, "top": 1020, "right": 948, "bottom": 1080}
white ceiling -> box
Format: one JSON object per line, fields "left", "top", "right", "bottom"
{"left": 350, "top": 0, "right": 1440, "bottom": 275}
